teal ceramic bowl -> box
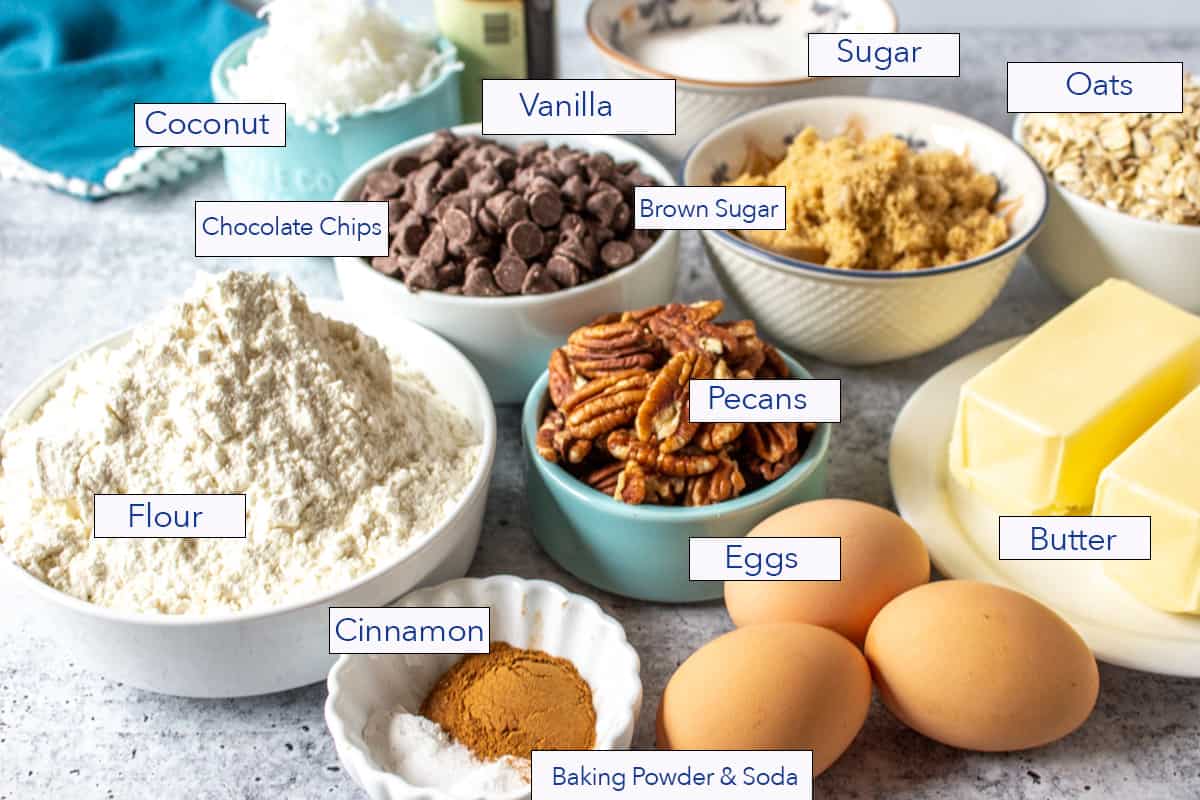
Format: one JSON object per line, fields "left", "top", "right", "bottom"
{"left": 210, "top": 29, "right": 462, "bottom": 201}
{"left": 522, "top": 351, "right": 832, "bottom": 603}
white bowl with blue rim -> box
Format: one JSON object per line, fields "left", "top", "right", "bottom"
{"left": 210, "top": 29, "right": 462, "bottom": 201}
{"left": 586, "top": 0, "right": 897, "bottom": 162}
{"left": 684, "top": 95, "right": 1049, "bottom": 366}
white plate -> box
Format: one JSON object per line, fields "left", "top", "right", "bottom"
{"left": 890, "top": 337, "right": 1200, "bottom": 677}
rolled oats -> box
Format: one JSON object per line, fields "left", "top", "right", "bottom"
{"left": 1022, "top": 76, "right": 1200, "bottom": 224}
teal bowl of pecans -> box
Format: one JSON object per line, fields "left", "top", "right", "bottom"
{"left": 521, "top": 348, "right": 832, "bottom": 603}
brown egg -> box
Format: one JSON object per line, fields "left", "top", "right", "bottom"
{"left": 865, "top": 580, "right": 1099, "bottom": 751}
{"left": 657, "top": 623, "right": 871, "bottom": 776}
{"left": 725, "top": 499, "right": 930, "bottom": 644}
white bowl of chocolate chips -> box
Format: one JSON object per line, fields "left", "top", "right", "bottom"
{"left": 334, "top": 124, "right": 680, "bottom": 404}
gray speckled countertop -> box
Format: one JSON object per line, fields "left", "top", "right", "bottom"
{"left": 2, "top": 27, "right": 1199, "bottom": 800}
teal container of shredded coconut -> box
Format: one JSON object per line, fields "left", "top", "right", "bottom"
{"left": 210, "top": 29, "right": 462, "bottom": 201}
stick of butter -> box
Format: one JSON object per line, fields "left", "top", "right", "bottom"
{"left": 949, "top": 280, "right": 1200, "bottom": 514}
{"left": 1096, "top": 386, "right": 1200, "bottom": 614}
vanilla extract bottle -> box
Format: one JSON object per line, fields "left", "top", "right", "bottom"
{"left": 435, "top": 0, "right": 558, "bottom": 122}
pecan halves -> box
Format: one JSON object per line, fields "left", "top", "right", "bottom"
{"left": 635, "top": 350, "right": 712, "bottom": 451}
{"left": 548, "top": 348, "right": 582, "bottom": 408}
{"left": 695, "top": 421, "right": 745, "bottom": 452}
{"left": 648, "top": 301, "right": 737, "bottom": 358}
{"left": 615, "top": 461, "right": 684, "bottom": 505}
{"left": 607, "top": 429, "right": 719, "bottom": 477}
{"left": 563, "top": 372, "right": 651, "bottom": 440}
{"left": 565, "top": 319, "right": 659, "bottom": 377}
{"left": 745, "top": 421, "right": 801, "bottom": 464}
{"left": 684, "top": 455, "right": 746, "bottom": 506}
{"left": 584, "top": 462, "right": 623, "bottom": 496}
{"left": 721, "top": 319, "right": 766, "bottom": 375}
{"left": 746, "top": 447, "right": 801, "bottom": 482}
{"left": 758, "top": 344, "right": 791, "bottom": 379}
{"left": 536, "top": 408, "right": 593, "bottom": 464}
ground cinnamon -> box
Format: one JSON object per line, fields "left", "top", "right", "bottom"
{"left": 420, "top": 642, "right": 596, "bottom": 761}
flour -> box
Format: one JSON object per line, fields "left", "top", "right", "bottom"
{"left": 363, "top": 710, "right": 530, "bottom": 796}
{"left": 0, "top": 271, "right": 479, "bottom": 614}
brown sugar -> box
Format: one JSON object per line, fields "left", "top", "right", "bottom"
{"left": 420, "top": 642, "right": 597, "bottom": 761}
{"left": 726, "top": 126, "right": 1009, "bottom": 271}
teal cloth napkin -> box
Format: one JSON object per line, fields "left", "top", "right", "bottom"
{"left": 0, "top": 0, "right": 257, "bottom": 193}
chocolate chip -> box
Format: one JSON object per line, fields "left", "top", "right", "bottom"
{"left": 419, "top": 225, "right": 447, "bottom": 265}
{"left": 586, "top": 187, "right": 622, "bottom": 227}
{"left": 498, "top": 195, "right": 529, "bottom": 229}
{"left": 371, "top": 255, "right": 405, "bottom": 277}
{"left": 516, "top": 141, "right": 548, "bottom": 165}
{"left": 437, "top": 260, "right": 466, "bottom": 287}
{"left": 521, "top": 264, "right": 559, "bottom": 294}
{"left": 601, "top": 240, "right": 636, "bottom": 269}
{"left": 589, "top": 221, "right": 615, "bottom": 246}
{"left": 528, "top": 190, "right": 563, "bottom": 227}
{"left": 630, "top": 230, "right": 657, "bottom": 255}
{"left": 494, "top": 256, "right": 528, "bottom": 294}
{"left": 546, "top": 255, "right": 582, "bottom": 287}
{"left": 468, "top": 166, "right": 504, "bottom": 198}
{"left": 413, "top": 186, "right": 443, "bottom": 216}
{"left": 387, "top": 198, "right": 411, "bottom": 224}
{"left": 463, "top": 267, "right": 504, "bottom": 296}
{"left": 410, "top": 161, "right": 442, "bottom": 193}
{"left": 613, "top": 202, "right": 632, "bottom": 232}
{"left": 421, "top": 134, "right": 455, "bottom": 166}
{"left": 388, "top": 154, "right": 421, "bottom": 176}
{"left": 404, "top": 257, "right": 440, "bottom": 291}
{"left": 554, "top": 230, "right": 594, "bottom": 269}
{"left": 466, "top": 256, "right": 493, "bottom": 274}
{"left": 443, "top": 207, "right": 476, "bottom": 245}
{"left": 561, "top": 175, "right": 589, "bottom": 210}
{"left": 443, "top": 285, "right": 463, "bottom": 295}
{"left": 587, "top": 152, "right": 616, "bottom": 181}
{"left": 394, "top": 212, "right": 427, "bottom": 255}
{"left": 507, "top": 220, "right": 544, "bottom": 259}
{"left": 476, "top": 207, "right": 500, "bottom": 236}
{"left": 364, "top": 170, "right": 403, "bottom": 198}
{"left": 436, "top": 166, "right": 468, "bottom": 194}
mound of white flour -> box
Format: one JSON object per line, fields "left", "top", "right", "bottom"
{"left": 0, "top": 271, "right": 479, "bottom": 614}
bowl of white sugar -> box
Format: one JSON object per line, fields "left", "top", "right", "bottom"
{"left": 586, "top": 0, "right": 897, "bottom": 161}
{"left": 211, "top": 0, "right": 462, "bottom": 200}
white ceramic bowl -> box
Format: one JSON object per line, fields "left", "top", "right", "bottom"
{"left": 325, "top": 575, "right": 643, "bottom": 800}
{"left": 0, "top": 300, "right": 496, "bottom": 698}
{"left": 586, "top": 0, "right": 896, "bottom": 161}
{"left": 685, "top": 96, "right": 1049, "bottom": 365}
{"left": 1013, "top": 113, "right": 1200, "bottom": 312}
{"left": 333, "top": 123, "right": 680, "bottom": 405}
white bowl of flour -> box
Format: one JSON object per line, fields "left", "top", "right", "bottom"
{"left": 0, "top": 272, "right": 496, "bottom": 697}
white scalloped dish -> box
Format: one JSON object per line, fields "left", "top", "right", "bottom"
{"left": 325, "top": 576, "right": 643, "bottom": 800}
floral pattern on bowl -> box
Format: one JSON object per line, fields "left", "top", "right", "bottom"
{"left": 596, "top": 0, "right": 892, "bottom": 58}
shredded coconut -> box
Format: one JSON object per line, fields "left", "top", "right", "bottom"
{"left": 363, "top": 710, "right": 530, "bottom": 796}
{"left": 0, "top": 271, "right": 479, "bottom": 615}
{"left": 226, "top": 0, "right": 457, "bottom": 131}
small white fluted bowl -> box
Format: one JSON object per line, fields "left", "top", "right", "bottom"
{"left": 1014, "top": 113, "right": 1200, "bottom": 312}
{"left": 586, "top": 0, "right": 896, "bottom": 161}
{"left": 686, "top": 96, "right": 1048, "bottom": 365}
{"left": 325, "top": 576, "right": 643, "bottom": 800}
{"left": 0, "top": 300, "right": 496, "bottom": 698}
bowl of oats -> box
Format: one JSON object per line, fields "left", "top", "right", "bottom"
{"left": 685, "top": 96, "right": 1048, "bottom": 365}
{"left": 1016, "top": 82, "right": 1200, "bottom": 312}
